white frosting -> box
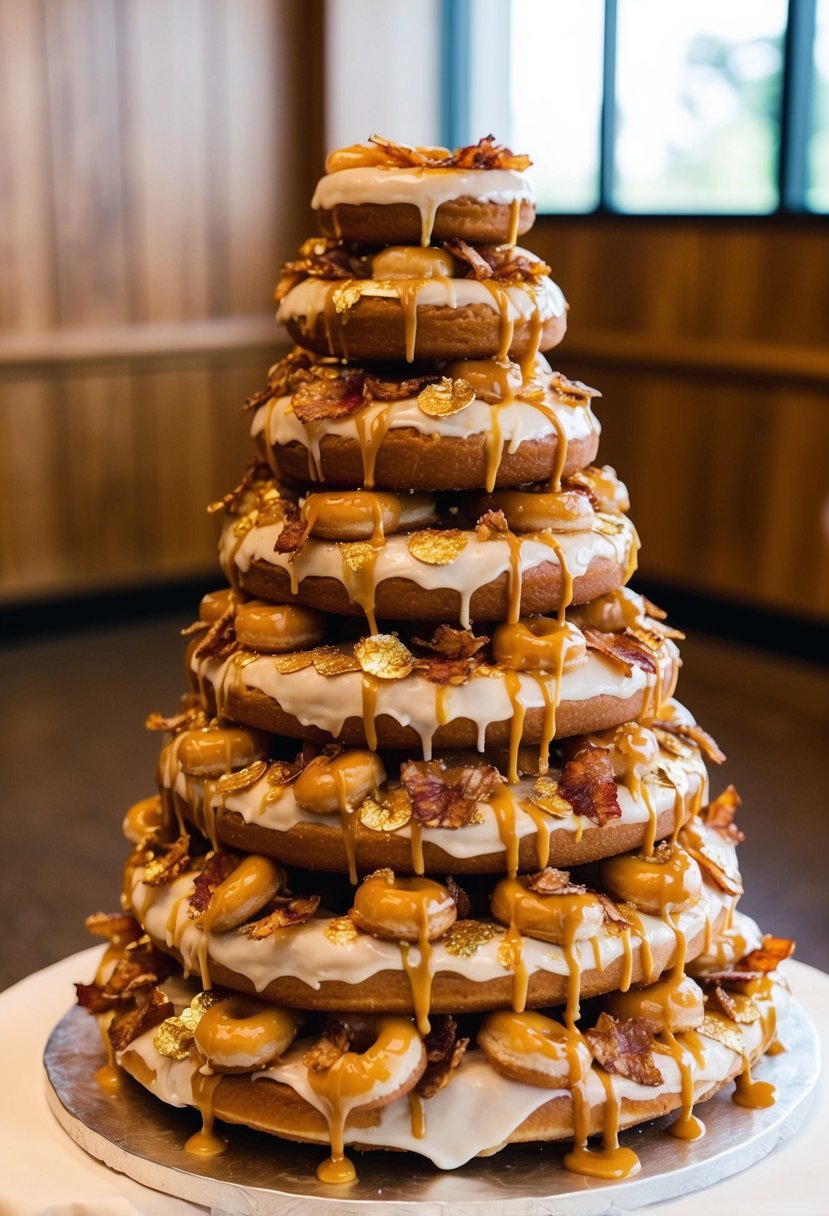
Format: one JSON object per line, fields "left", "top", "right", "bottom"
{"left": 161, "top": 735, "right": 707, "bottom": 864}
{"left": 276, "top": 274, "right": 566, "bottom": 326}
{"left": 122, "top": 969, "right": 788, "bottom": 1169}
{"left": 311, "top": 166, "right": 535, "bottom": 211}
{"left": 129, "top": 830, "right": 736, "bottom": 998}
{"left": 251, "top": 387, "right": 599, "bottom": 452}
{"left": 192, "top": 639, "right": 676, "bottom": 757}
{"left": 220, "top": 516, "right": 637, "bottom": 631}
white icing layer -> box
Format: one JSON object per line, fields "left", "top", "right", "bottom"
{"left": 311, "top": 166, "right": 535, "bottom": 212}
{"left": 122, "top": 967, "right": 787, "bottom": 1169}
{"left": 192, "top": 639, "right": 677, "bottom": 756}
{"left": 276, "top": 274, "right": 566, "bottom": 326}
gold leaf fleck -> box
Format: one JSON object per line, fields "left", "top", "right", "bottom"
{"left": 354, "top": 634, "right": 414, "bottom": 680}
{"left": 699, "top": 1012, "right": 745, "bottom": 1054}
{"left": 529, "top": 776, "right": 573, "bottom": 818}
{"left": 592, "top": 513, "right": 625, "bottom": 537}
{"left": 324, "top": 916, "right": 360, "bottom": 945}
{"left": 723, "top": 993, "right": 761, "bottom": 1025}
{"left": 340, "top": 542, "right": 377, "bottom": 573}
{"left": 232, "top": 513, "right": 256, "bottom": 538}
{"left": 417, "top": 376, "right": 475, "bottom": 417}
{"left": 153, "top": 1017, "right": 193, "bottom": 1060}
{"left": 444, "top": 920, "right": 504, "bottom": 958}
{"left": 267, "top": 761, "right": 299, "bottom": 786}
{"left": 407, "top": 529, "right": 468, "bottom": 566}
{"left": 272, "top": 652, "right": 314, "bottom": 674}
{"left": 331, "top": 280, "right": 373, "bottom": 314}
{"left": 216, "top": 760, "right": 268, "bottom": 796}
{"left": 653, "top": 728, "right": 696, "bottom": 760}
{"left": 311, "top": 646, "right": 362, "bottom": 676}
{"left": 358, "top": 788, "right": 412, "bottom": 832}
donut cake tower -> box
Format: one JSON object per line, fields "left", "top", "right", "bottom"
{"left": 77, "top": 137, "right": 794, "bottom": 1189}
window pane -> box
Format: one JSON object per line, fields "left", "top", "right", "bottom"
{"left": 808, "top": 0, "right": 829, "bottom": 210}
{"left": 614, "top": 0, "right": 787, "bottom": 213}
{"left": 509, "top": 0, "right": 604, "bottom": 213}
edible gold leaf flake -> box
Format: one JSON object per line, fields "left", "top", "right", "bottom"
{"left": 324, "top": 916, "right": 359, "bottom": 945}
{"left": 232, "top": 513, "right": 256, "bottom": 538}
{"left": 723, "top": 993, "right": 761, "bottom": 1024}
{"left": 407, "top": 529, "right": 468, "bottom": 566}
{"left": 181, "top": 989, "right": 223, "bottom": 1028}
{"left": 498, "top": 936, "right": 523, "bottom": 971}
{"left": 658, "top": 757, "right": 692, "bottom": 791}
{"left": 358, "top": 788, "right": 412, "bottom": 832}
{"left": 653, "top": 728, "right": 696, "bottom": 760}
{"left": 699, "top": 1012, "right": 745, "bottom": 1054}
{"left": 444, "top": 920, "right": 504, "bottom": 958}
{"left": 529, "top": 776, "right": 573, "bottom": 818}
{"left": 311, "top": 646, "right": 362, "bottom": 676}
{"left": 354, "top": 634, "right": 414, "bottom": 680}
{"left": 340, "top": 541, "right": 377, "bottom": 572}
{"left": 417, "top": 376, "right": 475, "bottom": 417}
{"left": 331, "top": 280, "right": 371, "bottom": 314}
{"left": 154, "top": 1016, "right": 194, "bottom": 1060}
{"left": 272, "top": 652, "right": 314, "bottom": 674}
{"left": 216, "top": 760, "right": 268, "bottom": 795}
{"left": 593, "top": 512, "right": 625, "bottom": 537}
{"left": 256, "top": 502, "right": 288, "bottom": 528}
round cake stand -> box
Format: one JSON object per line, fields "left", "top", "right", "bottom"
{"left": 44, "top": 1001, "right": 819, "bottom": 1216}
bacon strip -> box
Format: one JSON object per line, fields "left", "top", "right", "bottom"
{"left": 585, "top": 1013, "right": 663, "bottom": 1086}
{"left": 401, "top": 759, "right": 502, "bottom": 829}
{"left": 584, "top": 628, "right": 658, "bottom": 676}
{"left": 557, "top": 747, "right": 622, "bottom": 827}
{"left": 648, "top": 718, "right": 726, "bottom": 764}
{"left": 417, "top": 1015, "right": 469, "bottom": 1097}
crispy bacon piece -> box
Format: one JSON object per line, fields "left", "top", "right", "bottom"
{"left": 84, "top": 912, "right": 142, "bottom": 943}
{"left": 557, "top": 746, "right": 622, "bottom": 827}
{"left": 243, "top": 349, "right": 316, "bottom": 412}
{"left": 192, "top": 609, "right": 237, "bottom": 663}
{"left": 275, "top": 240, "right": 366, "bottom": 303}
{"left": 108, "top": 986, "right": 174, "bottom": 1054}
{"left": 400, "top": 759, "right": 502, "bottom": 829}
{"left": 444, "top": 239, "right": 550, "bottom": 283}
{"left": 583, "top": 628, "right": 658, "bottom": 677}
{"left": 445, "top": 876, "right": 471, "bottom": 920}
{"left": 368, "top": 133, "right": 530, "bottom": 171}
{"left": 412, "top": 655, "right": 483, "bottom": 685}
{"left": 476, "top": 508, "right": 510, "bottom": 540}
{"left": 648, "top": 718, "right": 726, "bottom": 765}
{"left": 75, "top": 940, "right": 175, "bottom": 1013}
{"left": 444, "top": 237, "right": 494, "bottom": 280}
{"left": 738, "top": 936, "right": 795, "bottom": 973}
{"left": 412, "top": 625, "right": 489, "bottom": 660}
{"left": 303, "top": 1017, "right": 352, "bottom": 1071}
{"left": 703, "top": 785, "right": 744, "bottom": 844}
{"left": 417, "top": 1015, "right": 469, "bottom": 1097}
{"left": 240, "top": 894, "right": 321, "bottom": 938}
{"left": 596, "top": 894, "right": 637, "bottom": 929}
{"left": 523, "top": 867, "right": 588, "bottom": 897}
{"left": 363, "top": 372, "right": 439, "bottom": 401}
{"left": 273, "top": 500, "right": 307, "bottom": 554}
{"left": 704, "top": 984, "right": 761, "bottom": 1024}
{"left": 291, "top": 367, "right": 366, "bottom": 422}
{"left": 188, "top": 851, "right": 242, "bottom": 916}
{"left": 679, "top": 833, "right": 743, "bottom": 897}
{"left": 585, "top": 1012, "right": 664, "bottom": 1086}
{"left": 209, "top": 460, "right": 275, "bottom": 517}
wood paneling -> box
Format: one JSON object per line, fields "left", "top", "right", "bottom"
{"left": 531, "top": 217, "right": 829, "bottom": 622}
{"left": 0, "top": 0, "right": 321, "bottom": 602}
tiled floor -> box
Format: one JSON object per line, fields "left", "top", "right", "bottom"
{"left": 3, "top": 611, "right": 828, "bottom": 992}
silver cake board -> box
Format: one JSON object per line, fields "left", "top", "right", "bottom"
{"left": 44, "top": 1001, "right": 819, "bottom": 1216}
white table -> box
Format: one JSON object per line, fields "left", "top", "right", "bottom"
{"left": 2, "top": 949, "right": 826, "bottom": 1216}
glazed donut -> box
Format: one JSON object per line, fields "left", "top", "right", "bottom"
{"left": 222, "top": 510, "right": 639, "bottom": 630}
{"left": 156, "top": 711, "right": 708, "bottom": 877}
{"left": 490, "top": 878, "right": 606, "bottom": 946}
{"left": 278, "top": 277, "right": 567, "bottom": 364}
{"left": 603, "top": 974, "right": 705, "bottom": 1034}
{"left": 350, "top": 871, "right": 458, "bottom": 941}
{"left": 252, "top": 364, "right": 601, "bottom": 492}
{"left": 190, "top": 626, "right": 680, "bottom": 758}
{"left": 164, "top": 724, "right": 271, "bottom": 780}
{"left": 194, "top": 588, "right": 328, "bottom": 655}
{"left": 478, "top": 1010, "right": 592, "bottom": 1089}
{"left": 192, "top": 995, "right": 301, "bottom": 1072}
{"left": 117, "top": 971, "right": 786, "bottom": 1172}
{"left": 313, "top": 144, "right": 536, "bottom": 246}
{"left": 122, "top": 794, "right": 164, "bottom": 845}
{"left": 598, "top": 845, "right": 703, "bottom": 915}
{"left": 300, "top": 490, "right": 436, "bottom": 540}
{"left": 194, "top": 855, "right": 287, "bottom": 934}
{"left": 126, "top": 833, "right": 737, "bottom": 1016}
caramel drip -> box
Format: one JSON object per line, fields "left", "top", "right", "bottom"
{"left": 537, "top": 532, "right": 573, "bottom": 625}
{"left": 733, "top": 1055, "right": 776, "bottom": 1109}
{"left": 354, "top": 404, "right": 393, "bottom": 488}
{"left": 409, "top": 819, "right": 425, "bottom": 875}
{"left": 642, "top": 783, "right": 658, "bottom": 858}
{"left": 399, "top": 934, "right": 434, "bottom": 1036}
{"left": 766, "top": 1039, "right": 786, "bottom": 1056}
{"left": 434, "top": 683, "right": 451, "bottom": 728}
{"left": 408, "top": 1091, "right": 427, "bottom": 1139}
{"left": 682, "top": 1029, "right": 707, "bottom": 1068}
{"left": 502, "top": 924, "right": 530, "bottom": 1012}
{"left": 261, "top": 396, "right": 282, "bottom": 478}
{"left": 505, "top": 530, "right": 524, "bottom": 622}
{"left": 504, "top": 670, "right": 526, "bottom": 785}
{"left": 507, "top": 197, "right": 521, "bottom": 247}
{"left": 483, "top": 403, "right": 505, "bottom": 493}
{"left": 565, "top": 1071, "right": 640, "bottom": 1180}
{"left": 664, "top": 908, "right": 688, "bottom": 977}
{"left": 532, "top": 401, "right": 569, "bottom": 492}
{"left": 518, "top": 306, "right": 543, "bottom": 382}
{"left": 186, "top": 1071, "right": 226, "bottom": 1156}
{"left": 482, "top": 281, "right": 515, "bottom": 361}
{"left": 626, "top": 907, "right": 657, "bottom": 983}
{"left": 420, "top": 199, "right": 438, "bottom": 247}
{"left": 334, "top": 765, "right": 360, "bottom": 886}
{"left": 662, "top": 1024, "right": 705, "bottom": 1141}
{"left": 563, "top": 938, "right": 583, "bottom": 1028}
{"left": 520, "top": 799, "right": 552, "bottom": 868}
{"left": 619, "top": 927, "right": 633, "bottom": 991}
{"left": 490, "top": 784, "right": 520, "bottom": 876}
{"left": 361, "top": 674, "right": 380, "bottom": 751}
{"left": 400, "top": 281, "right": 422, "bottom": 363}
{"left": 322, "top": 286, "right": 346, "bottom": 358}
{"left": 591, "top": 936, "right": 604, "bottom": 973}
{"left": 94, "top": 1011, "right": 123, "bottom": 1094}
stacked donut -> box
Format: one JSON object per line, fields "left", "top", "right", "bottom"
{"left": 78, "top": 137, "right": 793, "bottom": 1188}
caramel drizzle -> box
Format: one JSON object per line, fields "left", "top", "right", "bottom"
{"left": 186, "top": 1071, "right": 226, "bottom": 1157}
{"left": 565, "top": 1071, "right": 640, "bottom": 1180}
{"left": 361, "top": 673, "right": 380, "bottom": 752}
{"left": 483, "top": 403, "right": 505, "bottom": 493}
{"left": 408, "top": 1090, "right": 427, "bottom": 1139}
{"left": 482, "top": 281, "right": 516, "bottom": 361}
{"left": 399, "top": 937, "right": 433, "bottom": 1035}
{"left": 354, "top": 403, "right": 393, "bottom": 488}
{"left": 531, "top": 401, "right": 569, "bottom": 492}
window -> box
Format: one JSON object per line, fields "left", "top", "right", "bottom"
{"left": 452, "top": 0, "right": 829, "bottom": 215}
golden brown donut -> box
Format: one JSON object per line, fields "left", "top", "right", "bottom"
{"left": 316, "top": 197, "right": 537, "bottom": 247}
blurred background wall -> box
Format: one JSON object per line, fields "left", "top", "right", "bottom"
{"left": 1, "top": 0, "right": 827, "bottom": 626}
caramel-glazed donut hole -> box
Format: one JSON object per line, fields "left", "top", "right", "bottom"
{"left": 234, "top": 601, "right": 328, "bottom": 654}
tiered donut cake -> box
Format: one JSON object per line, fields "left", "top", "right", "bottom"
{"left": 77, "top": 137, "right": 794, "bottom": 1188}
